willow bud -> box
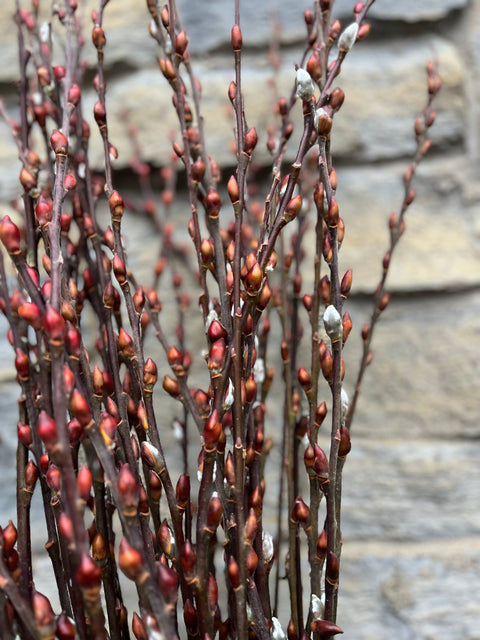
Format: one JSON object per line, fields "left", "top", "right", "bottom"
{"left": 338, "top": 22, "right": 358, "bottom": 52}
{"left": 296, "top": 68, "right": 314, "bottom": 101}
{"left": 323, "top": 304, "right": 342, "bottom": 342}
{"left": 231, "top": 24, "right": 242, "bottom": 51}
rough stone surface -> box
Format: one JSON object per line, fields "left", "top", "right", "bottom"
{"left": 333, "top": 36, "right": 464, "bottom": 160}
{"left": 340, "top": 439, "right": 480, "bottom": 540}
{"left": 297, "top": 154, "right": 480, "bottom": 293}
{"left": 344, "top": 291, "right": 480, "bottom": 440}
{"left": 0, "top": 0, "right": 469, "bottom": 83}
{"left": 84, "top": 35, "right": 465, "bottom": 170}
{"left": 367, "top": 0, "right": 469, "bottom": 22}
{"left": 0, "top": 35, "right": 465, "bottom": 196}
{"left": 339, "top": 541, "right": 480, "bottom": 640}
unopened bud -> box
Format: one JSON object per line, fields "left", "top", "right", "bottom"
{"left": 143, "top": 358, "right": 158, "bottom": 389}
{"left": 291, "top": 496, "right": 310, "bottom": 528}
{"left": 24, "top": 461, "right": 38, "bottom": 493}
{"left": 141, "top": 441, "right": 165, "bottom": 474}
{"left": 378, "top": 291, "right": 390, "bottom": 311}
{"left": 231, "top": 24, "right": 242, "bottom": 51}
{"left": 119, "top": 537, "right": 143, "bottom": 581}
{"left": 228, "top": 81, "right": 236, "bottom": 104}
{"left": 244, "top": 127, "right": 258, "bottom": 156}
{"left": 68, "top": 84, "right": 81, "bottom": 106}
{"left": 205, "top": 187, "right": 221, "bottom": 218}
{"left": 228, "top": 556, "right": 241, "bottom": 589}
{"left": 297, "top": 367, "right": 312, "bottom": 393}
{"left": 44, "top": 303, "right": 66, "bottom": 343}
{"left": 315, "top": 108, "right": 332, "bottom": 136}
{"left": 329, "top": 86, "right": 345, "bottom": 110}
{"left": 342, "top": 311, "right": 353, "bottom": 344}
{"left": 175, "top": 30, "right": 188, "bottom": 56}
{"left": 310, "top": 619, "right": 344, "bottom": 636}
{"left": 93, "top": 101, "right": 107, "bottom": 129}
{"left": 92, "top": 25, "right": 106, "bottom": 49}
{"left": 227, "top": 175, "right": 239, "bottom": 203}
{"left": 357, "top": 22, "right": 370, "bottom": 41}
{"left": 0, "top": 216, "right": 21, "bottom": 254}
{"left": 20, "top": 168, "right": 37, "bottom": 191}
{"left": 338, "top": 424, "right": 351, "bottom": 457}
{"left": 306, "top": 51, "right": 322, "bottom": 83}
{"left": 327, "top": 196, "right": 339, "bottom": 227}
{"left": 109, "top": 190, "right": 124, "bottom": 222}
{"left": 32, "top": 591, "right": 55, "bottom": 635}
{"left": 340, "top": 269, "right": 353, "bottom": 297}
{"left": 204, "top": 409, "right": 222, "bottom": 450}
{"left": 284, "top": 194, "right": 302, "bottom": 222}
{"left": 76, "top": 551, "right": 102, "bottom": 588}
{"left": 50, "top": 129, "right": 68, "bottom": 156}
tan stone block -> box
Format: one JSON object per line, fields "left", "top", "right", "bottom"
{"left": 343, "top": 292, "right": 480, "bottom": 440}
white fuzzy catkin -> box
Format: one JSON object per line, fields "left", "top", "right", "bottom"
{"left": 40, "top": 21, "right": 51, "bottom": 43}
{"left": 338, "top": 22, "right": 359, "bottom": 52}
{"left": 262, "top": 530, "right": 274, "bottom": 564}
{"left": 311, "top": 593, "right": 325, "bottom": 620}
{"left": 296, "top": 68, "right": 315, "bottom": 101}
{"left": 172, "top": 418, "right": 184, "bottom": 443}
{"left": 204, "top": 305, "right": 219, "bottom": 333}
{"left": 323, "top": 304, "right": 343, "bottom": 341}
{"left": 341, "top": 387, "right": 349, "bottom": 420}
{"left": 223, "top": 380, "right": 234, "bottom": 410}
{"left": 253, "top": 356, "right": 265, "bottom": 384}
{"left": 270, "top": 617, "right": 286, "bottom": 640}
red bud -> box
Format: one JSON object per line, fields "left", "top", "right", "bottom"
{"left": 0, "top": 216, "right": 21, "bottom": 253}
{"left": 132, "top": 612, "right": 147, "bottom": 640}
{"left": 117, "top": 463, "right": 139, "bottom": 517}
{"left": 50, "top": 129, "right": 68, "bottom": 156}
{"left": 227, "top": 175, "right": 239, "bottom": 203}
{"left": 32, "top": 591, "right": 55, "bottom": 633}
{"left": 37, "top": 411, "right": 58, "bottom": 446}
{"left": 284, "top": 194, "right": 302, "bottom": 221}
{"left": 175, "top": 30, "right": 188, "bottom": 56}
{"left": 25, "top": 460, "right": 39, "bottom": 492}
{"left": 93, "top": 101, "right": 107, "bottom": 128}
{"left": 310, "top": 619, "right": 343, "bottom": 636}
{"left": 17, "top": 422, "right": 32, "bottom": 448}
{"left": 18, "top": 302, "right": 43, "bottom": 331}
{"left": 56, "top": 612, "right": 76, "bottom": 640}
{"left": 76, "top": 551, "right": 101, "bottom": 588}
{"left": 44, "top": 303, "right": 66, "bottom": 342}
{"left": 231, "top": 24, "right": 242, "bottom": 51}
{"left": 70, "top": 389, "right": 92, "bottom": 427}
{"left": 244, "top": 127, "right": 258, "bottom": 156}
{"left": 204, "top": 409, "right": 222, "bottom": 450}
{"left": 15, "top": 348, "right": 30, "bottom": 380}
{"left": 91, "top": 25, "right": 106, "bottom": 49}
{"left": 68, "top": 84, "right": 81, "bottom": 106}
{"left": 77, "top": 465, "right": 92, "bottom": 501}
{"left": 118, "top": 537, "right": 143, "bottom": 581}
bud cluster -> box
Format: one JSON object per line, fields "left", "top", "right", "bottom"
{"left": 0, "top": 3, "right": 441, "bottom": 640}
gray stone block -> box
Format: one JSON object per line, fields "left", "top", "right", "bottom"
{"left": 340, "top": 439, "right": 480, "bottom": 540}
{"left": 343, "top": 291, "right": 480, "bottom": 440}
{"left": 338, "top": 542, "right": 480, "bottom": 639}
{"left": 367, "top": 0, "right": 468, "bottom": 22}
{"left": 329, "top": 154, "right": 478, "bottom": 293}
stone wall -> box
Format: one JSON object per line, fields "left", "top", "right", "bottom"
{"left": 0, "top": 1, "right": 479, "bottom": 638}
